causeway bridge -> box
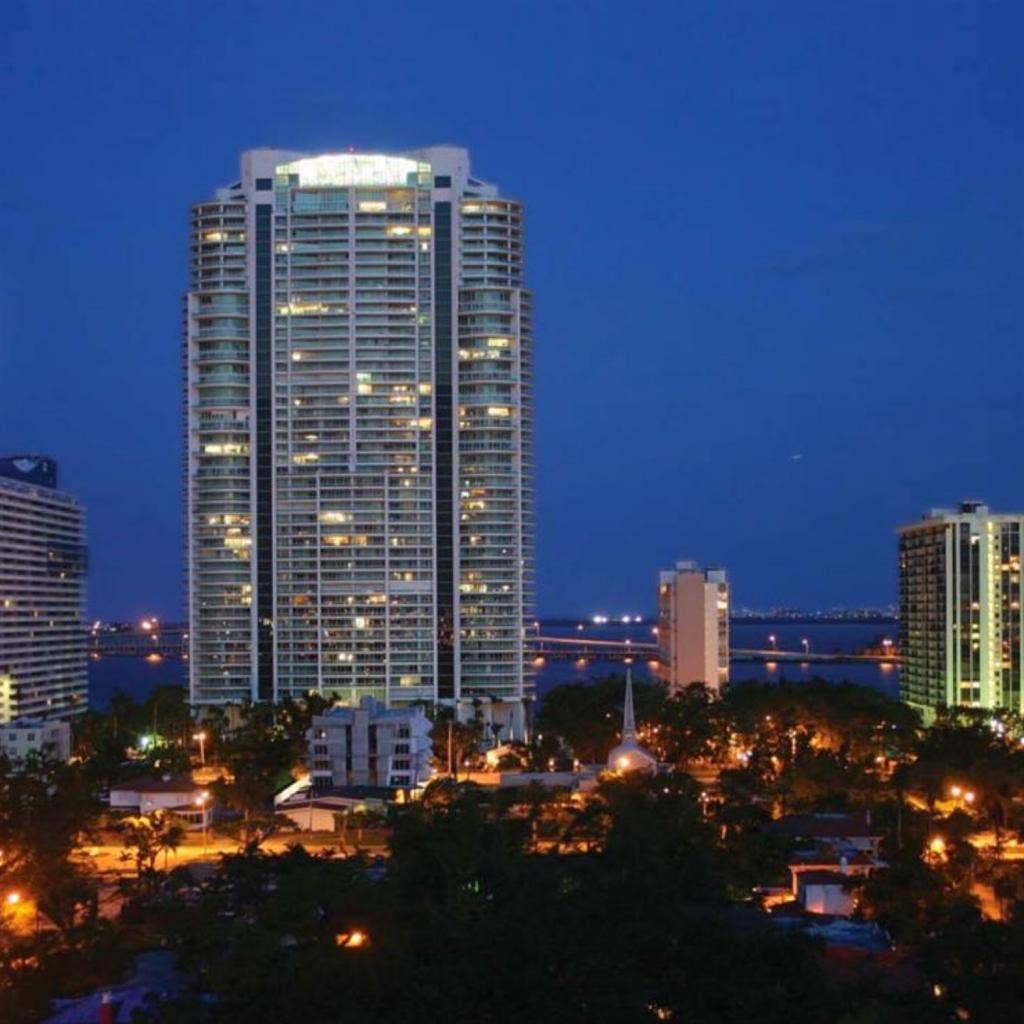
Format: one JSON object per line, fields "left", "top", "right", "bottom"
{"left": 88, "top": 625, "right": 898, "bottom": 666}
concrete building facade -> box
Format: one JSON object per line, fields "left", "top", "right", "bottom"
{"left": 308, "top": 696, "right": 432, "bottom": 790}
{"left": 0, "top": 456, "right": 87, "bottom": 721}
{"left": 899, "top": 501, "right": 1024, "bottom": 717}
{"left": 0, "top": 718, "right": 72, "bottom": 762}
{"left": 185, "top": 148, "right": 533, "bottom": 737}
{"left": 656, "top": 561, "right": 729, "bottom": 695}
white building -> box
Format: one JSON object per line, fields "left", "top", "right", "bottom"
{"left": 899, "top": 501, "right": 1024, "bottom": 717}
{"left": 308, "top": 696, "right": 431, "bottom": 790}
{"left": 0, "top": 456, "right": 87, "bottom": 721}
{"left": 109, "top": 776, "right": 212, "bottom": 830}
{"left": 656, "top": 561, "right": 729, "bottom": 695}
{"left": 0, "top": 718, "right": 72, "bottom": 762}
{"left": 185, "top": 147, "right": 534, "bottom": 737}
{"left": 606, "top": 671, "right": 657, "bottom": 773}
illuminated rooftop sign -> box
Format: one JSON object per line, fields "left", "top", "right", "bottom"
{"left": 276, "top": 154, "right": 428, "bottom": 188}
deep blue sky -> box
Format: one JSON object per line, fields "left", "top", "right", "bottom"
{"left": 1, "top": 1, "right": 1021, "bottom": 620}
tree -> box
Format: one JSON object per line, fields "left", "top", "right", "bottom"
{"left": 211, "top": 705, "right": 305, "bottom": 848}
{"left": 428, "top": 712, "right": 484, "bottom": 777}
{"left": 536, "top": 675, "right": 664, "bottom": 763}
{"left": 119, "top": 810, "right": 186, "bottom": 878}
{"left": 0, "top": 752, "right": 101, "bottom": 938}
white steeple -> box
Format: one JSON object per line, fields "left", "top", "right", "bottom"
{"left": 606, "top": 670, "right": 658, "bottom": 774}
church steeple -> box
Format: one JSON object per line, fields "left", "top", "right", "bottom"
{"left": 606, "top": 669, "right": 658, "bottom": 774}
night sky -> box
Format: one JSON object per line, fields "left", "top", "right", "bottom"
{"left": 1, "top": 2, "right": 1021, "bottom": 620}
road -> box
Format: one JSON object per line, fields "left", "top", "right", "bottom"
{"left": 75, "top": 830, "right": 387, "bottom": 878}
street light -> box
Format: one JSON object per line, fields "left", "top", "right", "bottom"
{"left": 801, "top": 637, "right": 810, "bottom": 655}
{"left": 768, "top": 634, "right": 777, "bottom": 651}
{"left": 5, "top": 891, "right": 20, "bottom": 906}
{"left": 192, "top": 731, "right": 207, "bottom": 765}
{"left": 194, "top": 791, "right": 210, "bottom": 854}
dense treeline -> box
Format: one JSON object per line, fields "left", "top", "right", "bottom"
{"left": 6, "top": 676, "right": 1024, "bottom": 1020}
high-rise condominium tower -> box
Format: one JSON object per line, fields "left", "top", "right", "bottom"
{"left": 185, "top": 147, "right": 533, "bottom": 735}
{"left": 0, "top": 456, "right": 87, "bottom": 722}
{"left": 656, "top": 561, "right": 730, "bottom": 696}
{"left": 899, "top": 501, "right": 1023, "bottom": 719}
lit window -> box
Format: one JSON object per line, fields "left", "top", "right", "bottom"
{"left": 487, "top": 406, "right": 511, "bottom": 418}
{"left": 358, "top": 200, "right": 387, "bottom": 213}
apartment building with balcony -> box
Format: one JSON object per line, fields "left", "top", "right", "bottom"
{"left": 185, "top": 147, "right": 533, "bottom": 736}
{"left": 899, "top": 501, "right": 1024, "bottom": 718}
{"left": 0, "top": 456, "right": 87, "bottom": 721}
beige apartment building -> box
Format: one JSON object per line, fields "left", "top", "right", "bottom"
{"left": 656, "top": 561, "right": 729, "bottom": 695}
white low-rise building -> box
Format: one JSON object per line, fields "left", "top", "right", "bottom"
{"left": 108, "top": 775, "right": 212, "bottom": 830}
{"left": 0, "top": 718, "right": 72, "bottom": 762}
{"left": 308, "top": 697, "right": 432, "bottom": 790}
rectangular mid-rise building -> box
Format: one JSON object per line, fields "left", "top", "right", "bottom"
{"left": 899, "top": 500, "right": 1023, "bottom": 717}
{"left": 185, "top": 147, "right": 533, "bottom": 738}
{"left": 0, "top": 456, "right": 87, "bottom": 721}
{"left": 308, "top": 697, "right": 432, "bottom": 790}
{"left": 656, "top": 561, "right": 729, "bottom": 696}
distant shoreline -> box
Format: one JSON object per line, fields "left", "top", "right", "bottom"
{"left": 541, "top": 615, "right": 898, "bottom": 626}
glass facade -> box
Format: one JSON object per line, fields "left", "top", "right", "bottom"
{"left": 899, "top": 504, "right": 1024, "bottom": 716}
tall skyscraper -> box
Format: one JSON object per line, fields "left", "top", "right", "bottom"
{"left": 0, "top": 456, "right": 87, "bottom": 722}
{"left": 185, "top": 147, "right": 533, "bottom": 735}
{"left": 899, "top": 501, "right": 1022, "bottom": 719}
{"left": 656, "top": 561, "right": 729, "bottom": 695}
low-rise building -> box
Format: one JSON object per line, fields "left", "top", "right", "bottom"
{"left": 792, "top": 869, "right": 858, "bottom": 916}
{"left": 276, "top": 784, "right": 395, "bottom": 832}
{"left": 771, "top": 812, "right": 886, "bottom": 918}
{"left": 308, "top": 697, "right": 431, "bottom": 790}
{"left": 108, "top": 775, "right": 212, "bottom": 830}
{"left": 0, "top": 718, "right": 72, "bottom": 762}
{"left": 770, "top": 811, "right": 882, "bottom": 857}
